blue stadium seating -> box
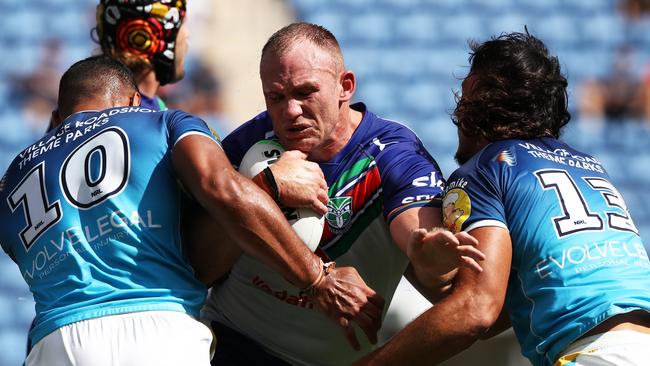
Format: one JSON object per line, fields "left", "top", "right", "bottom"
{"left": 0, "top": 256, "right": 32, "bottom": 366}
{"left": 1, "top": 0, "right": 649, "bottom": 363}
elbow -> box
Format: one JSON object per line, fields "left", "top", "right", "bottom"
{"left": 197, "top": 170, "right": 246, "bottom": 208}
{"left": 462, "top": 295, "right": 503, "bottom": 338}
{"left": 196, "top": 170, "right": 273, "bottom": 221}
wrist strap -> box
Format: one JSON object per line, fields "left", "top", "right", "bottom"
{"left": 262, "top": 167, "right": 280, "bottom": 201}
{"left": 300, "top": 261, "right": 336, "bottom": 298}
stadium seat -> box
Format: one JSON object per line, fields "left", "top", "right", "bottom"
{"left": 438, "top": 14, "right": 485, "bottom": 43}
{"left": 341, "top": 46, "right": 382, "bottom": 80}
{"left": 346, "top": 11, "right": 393, "bottom": 45}
{"left": 0, "top": 328, "right": 28, "bottom": 366}
{"left": 535, "top": 14, "right": 581, "bottom": 46}
{"left": 5, "top": 8, "right": 45, "bottom": 43}
{"left": 300, "top": 11, "right": 347, "bottom": 43}
{"left": 580, "top": 14, "right": 626, "bottom": 47}
{"left": 516, "top": 0, "right": 563, "bottom": 11}
{"left": 393, "top": 13, "right": 438, "bottom": 45}
{"left": 486, "top": 13, "right": 534, "bottom": 37}
{"left": 46, "top": 8, "right": 94, "bottom": 41}
{"left": 355, "top": 79, "right": 399, "bottom": 117}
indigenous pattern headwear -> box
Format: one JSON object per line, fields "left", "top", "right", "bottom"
{"left": 96, "top": 0, "right": 187, "bottom": 85}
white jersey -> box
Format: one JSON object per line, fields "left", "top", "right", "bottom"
{"left": 203, "top": 218, "right": 404, "bottom": 365}
{"left": 202, "top": 104, "right": 445, "bottom": 365}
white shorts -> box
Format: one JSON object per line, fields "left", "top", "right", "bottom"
{"left": 26, "top": 311, "right": 213, "bottom": 366}
{"left": 555, "top": 330, "right": 650, "bottom": 366}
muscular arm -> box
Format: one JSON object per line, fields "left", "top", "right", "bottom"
{"left": 173, "top": 134, "right": 321, "bottom": 288}
{"left": 173, "top": 134, "right": 384, "bottom": 348}
{"left": 390, "top": 207, "right": 485, "bottom": 301}
{"left": 183, "top": 149, "right": 328, "bottom": 286}
{"left": 356, "top": 226, "right": 511, "bottom": 365}
{"left": 181, "top": 197, "right": 241, "bottom": 286}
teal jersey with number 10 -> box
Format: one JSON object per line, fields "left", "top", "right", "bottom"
{"left": 0, "top": 107, "right": 217, "bottom": 347}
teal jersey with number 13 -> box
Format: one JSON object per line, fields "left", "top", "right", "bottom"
{"left": 443, "top": 137, "right": 650, "bottom": 366}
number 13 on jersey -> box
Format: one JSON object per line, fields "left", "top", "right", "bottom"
{"left": 535, "top": 169, "right": 638, "bottom": 237}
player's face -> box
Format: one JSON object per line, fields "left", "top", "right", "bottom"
{"left": 173, "top": 22, "right": 189, "bottom": 81}
{"left": 454, "top": 74, "right": 486, "bottom": 165}
{"left": 455, "top": 127, "right": 480, "bottom": 165}
{"left": 260, "top": 41, "right": 344, "bottom": 156}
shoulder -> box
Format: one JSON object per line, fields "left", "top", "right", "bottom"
{"left": 221, "top": 111, "right": 274, "bottom": 164}
{"left": 362, "top": 107, "right": 421, "bottom": 144}
{"left": 447, "top": 140, "right": 524, "bottom": 189}
{"left": 359, "top": 110, "right": 440, "bottom": 175}
{"left": 223, "top": 112, "right": 273, "bottom": 144}
{"left": 353, "top": 106, "right": 427, "bottom": 159}
{"left": 160, "top": 109, "right": 204, "bottom": 130}
{"left": 464, "top": 139, "right": 524, "bottom": 173}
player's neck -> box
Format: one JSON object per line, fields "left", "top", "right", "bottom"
{"left": 136, "top": 70, "right": 160, "bottom": 99}
{"left": 64, "top": 94, "right": 133, "bottom": 120}
{"left": 309, "top": 106, "right": 362, "bottom": 162}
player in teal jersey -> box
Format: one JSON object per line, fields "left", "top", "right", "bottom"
{"left": 357, "top": 32, "right": 650, "bottom": 366}
{"left": 0, "top": 55, "right": 382, "bottom": 365}
{"left": 27, "top": 0, "right": 192, "bottom": 354}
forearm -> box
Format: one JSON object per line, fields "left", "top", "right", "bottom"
{"left": 182, "top": 200, "right": 242, "bottom": 286}
{"left": 360, "top": 225, "right": 510, "bottom": 365}
{"left": 405, "top": 265, "right": 455, "bottom": 303}
{"left": 195, "top": 166, "right": 320, "bottom": 288}
{"left": 356, "top": 287, "right": 493, "bottom": 365}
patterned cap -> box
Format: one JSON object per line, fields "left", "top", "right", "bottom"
{"left": 96, "top": 0, "right": 187, "bottom": 85}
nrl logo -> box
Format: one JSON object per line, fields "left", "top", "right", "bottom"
{"left": 326, "top": 196, "right": 353, "bottom": 231}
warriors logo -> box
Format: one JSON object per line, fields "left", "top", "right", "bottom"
{"left": 326, "top": 196, "right": 353, "bottom": 232}
{"left": 442, "top": 188, "right": 471, "bottom": 233}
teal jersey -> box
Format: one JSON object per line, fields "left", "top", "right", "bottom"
{"left": 0, "top": 107, "right": 217, "bottom": 347}
{"left": 443, "top": 137, "right": 650, "bottom": 366}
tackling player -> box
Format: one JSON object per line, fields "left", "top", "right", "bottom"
{"left": 356, "top": 31, "right": 650, "bottom": 366}
{"left": 28, "top": 0, "right": 194, "bottom": 354}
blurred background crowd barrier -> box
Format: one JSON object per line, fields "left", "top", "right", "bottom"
{"left": 1, "top": 0, "right": 649, "bottom": 365}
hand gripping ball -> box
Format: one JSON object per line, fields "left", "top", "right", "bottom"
{"left": 238, "top": 140, "right": 324, "bottom": 252}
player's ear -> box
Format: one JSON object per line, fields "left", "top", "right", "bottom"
{"left": 339, "top": 70, "right": 356, "bottom": 102}
{"left": 130, "top": 91, "right": 142, "bottom": 107}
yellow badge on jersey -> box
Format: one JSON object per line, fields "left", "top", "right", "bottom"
{"left": 442, "top": 188, "right": 471, "bottom": 233}
{"left": 208, "top": 127, "right": 222, "bottom": 144}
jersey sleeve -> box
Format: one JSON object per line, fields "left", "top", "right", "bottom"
{"left": 378, "top": 140, "right": 446, "bottom": 224}
{"left": 221, "top": 127, "right": 252, "bottom": 168}
{"left": 165, "top": 110, "right": 221, "bottom": 148}
{"left": 442, "top": 154, "right": 508, "bottom": 234}
{"left": 221, "top": 113, "right": 274, "bottom": 168}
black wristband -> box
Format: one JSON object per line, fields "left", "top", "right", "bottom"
{"left": 262, "top": 166, "right": 280, "bottom": 201}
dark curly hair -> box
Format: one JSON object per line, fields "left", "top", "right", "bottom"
{"left": 452, "top": 32, "right": 570, "bottom": 141}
